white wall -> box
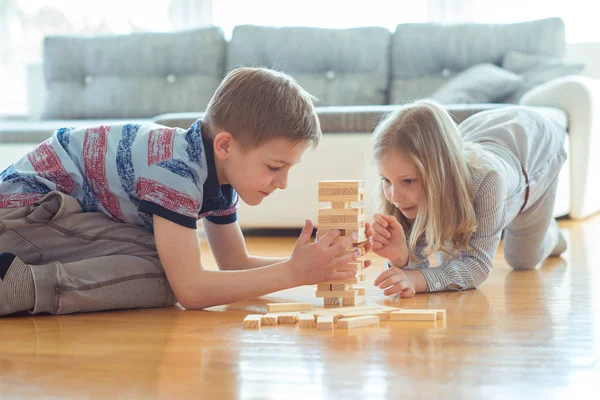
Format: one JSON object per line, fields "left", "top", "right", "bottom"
{"left": 567, "top": 42, "right": 600, "bottom": 79}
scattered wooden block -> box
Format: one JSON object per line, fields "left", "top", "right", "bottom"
{"left": 317, "top": 316, "right": 334, "bottom": 330}
{"left": 298, "top": 314, "right": 316, "bottom": 328}
{"left": 261, "top": 314, "right": 278, "bottom": 325}
{"left": 389, "top": 309, "right": 437, "bottom": 321}
{"left": 267, "top": 302, "right": 313, "bottom": 313}
{"left": 338, "top": 310, "right": 388, "bottom": 321}
{"left": 336, "top": 315, "right": 379, "bottom": 329}
{"left": 316, "top": 290, "right": 358, "bottom": 298}
{"left": 243, "top": 314, "right": 262, "bottom": 329}
{"left": 277, "top": 312, "right": 300, "bottom": 324}
{"left": 434, "top": 309, "right": 446, "bottom": 320}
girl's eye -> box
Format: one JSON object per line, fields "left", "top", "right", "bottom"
{"left": 381, "top": 177, "right": 391, "bottom": 184}
{"left": 267, "top": 165, "right": 281, "bottom": 172}
{"left": 404, "top": 179, "right": 414, "bottom": 185}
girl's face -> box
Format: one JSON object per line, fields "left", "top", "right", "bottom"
{"left": 377, "top": 150, "right": 422, "bottom": 220}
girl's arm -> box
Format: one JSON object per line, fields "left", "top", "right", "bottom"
{"left": 417, "top": 171, "right": 507, "bottom": 292}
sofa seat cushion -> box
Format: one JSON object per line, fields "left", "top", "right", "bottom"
{"left": 153, "top": 104, "right": 568, "bottom": 135}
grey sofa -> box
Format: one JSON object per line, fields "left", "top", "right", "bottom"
{"left": 2, "top": 17, "right": 599, "bottom": 226}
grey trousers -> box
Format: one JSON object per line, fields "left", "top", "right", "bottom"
{"left": 0, "top": 191, "right": 176, "bottom": 315}
{"left": 503, "top": 177, "right": 562, "bottom": 270}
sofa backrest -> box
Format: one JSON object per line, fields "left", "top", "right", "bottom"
{"left": 226, "top": 25, "right": 391, "bottom": 107}
{"left": 42, "top": 27, "right": 226, "bottom": 119}
{"left": 390, "top": 18, "right": 566, "bottom": 103}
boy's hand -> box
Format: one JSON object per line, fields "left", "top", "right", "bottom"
{"left": 366, "top": 213, "right": 409, "bottom": 268}
{"left": 374, "top": 266, "right": 417, "bottom": 298}
{"left": 288, "top": 219, "right": 364, "bottom": 285}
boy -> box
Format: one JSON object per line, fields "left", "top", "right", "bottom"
{"left": 0, "top": 67, "right": 362, "bottom": 316}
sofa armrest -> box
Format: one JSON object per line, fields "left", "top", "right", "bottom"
{"left": 520, "top": 75, "right": 600, "bottom": 219}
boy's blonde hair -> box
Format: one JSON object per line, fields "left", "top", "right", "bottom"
{"left": 202, "top": 67, "right": 321, "bottom": 149}
{"left": 371, "top": 99, "right": 479, "bottom": 261}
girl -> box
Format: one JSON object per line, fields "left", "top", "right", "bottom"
{"left": 366, "top": 100, "right": 567, "bottom": 297}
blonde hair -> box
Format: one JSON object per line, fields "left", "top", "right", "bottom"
{"left": 202, "top": 67, "right": 321, "bottom": 150}
{"left": 370, "top": 99, "right": 479, "bottom": 261}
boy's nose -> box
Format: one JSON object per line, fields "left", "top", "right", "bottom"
{"left": 274, "top": 176, "right": 287, "bottom": 190}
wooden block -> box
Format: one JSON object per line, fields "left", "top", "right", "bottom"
{"left": 337, "top": 305, "right": 399, "bottom": 314}
{"left": 331, "top": 202, "right": 350, "bottom": 209}
{"left": 318, "top": 207, "right": 363, "bottom": 216}
{"left": 318, "top": 187, "right": 363, "bottom": 197}
{"left": 318, "top": 180, "right": 362, "bottom": 189}
{"left": 317, "top": 283, "right": 332, "bottom": 291}
{"left": 434, "top": 309, "right": 446, "bottom": 320}
{"left": 243, "top": 314, "right": 262, "bottom": 329}
{"left": 342, "top": 295, "right": 366, "bottom": 306}
{"left": 316, "top": 315, "right": 335, "bottom": 330}
{"left": 318, "top": 193, "right": 364, "bottom": 203}
{"left": 320, "top": 274, "right": 366, "bottom": 285}
{"left": 316, "top": 290, "right": 358, "bottom": 298}
{"left": 352, "top": 286, "right": 366, "bottom": 296}
{"left": 261, "top": 314, "right": 278, "bottom": 325}
{"left": 298, "top": 314, "right": 316, "bottom": 328}
{"left": 331, "top": 284, "right": 347, "bottom": 291}
{"left": 324, "top": 297, "right": 341, "bottom": 306}
{"left": 267, "top": 302, "right": 313, "bottom": 313}
{"left": 336, "top": 315, "right": 379, "bottom": 329}
{"left": 389, "top": 309, "right": 437, "bottom": 321}
{"left": 318, "top": 221, "right": 363, "bottom": 230}
{"left": 277, "top": 312, "right": 300, "bottom": 324}
{"left": 339, "top": 310, "right": 388, "bottom": 320}
{"left": 335, "top": 261, "right": 363, "bottom": 271}
{"left": 318, "top": 215, "right": 346, "bottom": 224}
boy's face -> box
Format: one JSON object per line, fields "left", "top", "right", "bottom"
{"left": 377, "top": 149, "right": 422, "bottom": 220}
{"left": 217, "top": 136, "right": 310, "bottom": 206}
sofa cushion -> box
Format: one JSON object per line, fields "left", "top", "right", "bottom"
{"left": 226, "top": 25, "right": 390, "bottom": 106}
{"left": 390, "top": 18, "right": 566, "bottom": 102}
{"left": 501, "top": 51, "right": 585, "bottom": 103}
{"left": 42, "top": 27, "right": 226, "bottom": 119}
{"left": 0, "top": 119, "right": 152, "bottom": 143}
{"left": 152, "top": 104, "right": 568, "bottom": 135}
{"left": 431, "top": 64, "right": 523, "bottom": 104}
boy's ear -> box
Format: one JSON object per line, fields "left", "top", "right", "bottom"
{"left": 213, "top": 131, "right": 234, "bottom": 160}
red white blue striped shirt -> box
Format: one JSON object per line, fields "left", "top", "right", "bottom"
{"left": 0, "top": 119, "right": 238, "bottom": 231}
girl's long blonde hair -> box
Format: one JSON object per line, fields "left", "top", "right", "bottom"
{"left": 370, "top": 99, "right": 480, "bottom": 261}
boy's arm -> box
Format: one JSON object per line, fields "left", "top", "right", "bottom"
{"left": 202, "top": 219, "right": 288, "bottom": 270}
{"left": 153, "top": 215, "right": 358, "bottom": 310}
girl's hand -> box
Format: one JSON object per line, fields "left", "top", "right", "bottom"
{"left": 374, "top": 266, "right": 416, "bottom": 298}
{"left": 366, "top": 213, "right": 409, "bottom": 268}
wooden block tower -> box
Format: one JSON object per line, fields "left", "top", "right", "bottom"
{"left": 315, "top": 180, "right": 368, "bottom": 307}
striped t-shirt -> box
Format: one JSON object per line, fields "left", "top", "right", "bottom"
{"left": 0, "top": 119, "right": 238, "bottom": 231}
{"left": 407, "top": 106, "right": 567, "bottom": 292}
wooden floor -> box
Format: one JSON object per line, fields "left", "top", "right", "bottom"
{"left": 1, "top": 216, "right": 599, "bottom": 399}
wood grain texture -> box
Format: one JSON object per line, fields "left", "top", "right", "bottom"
{"left": 0, "top": 217, "right": 595, "bottom": 399}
